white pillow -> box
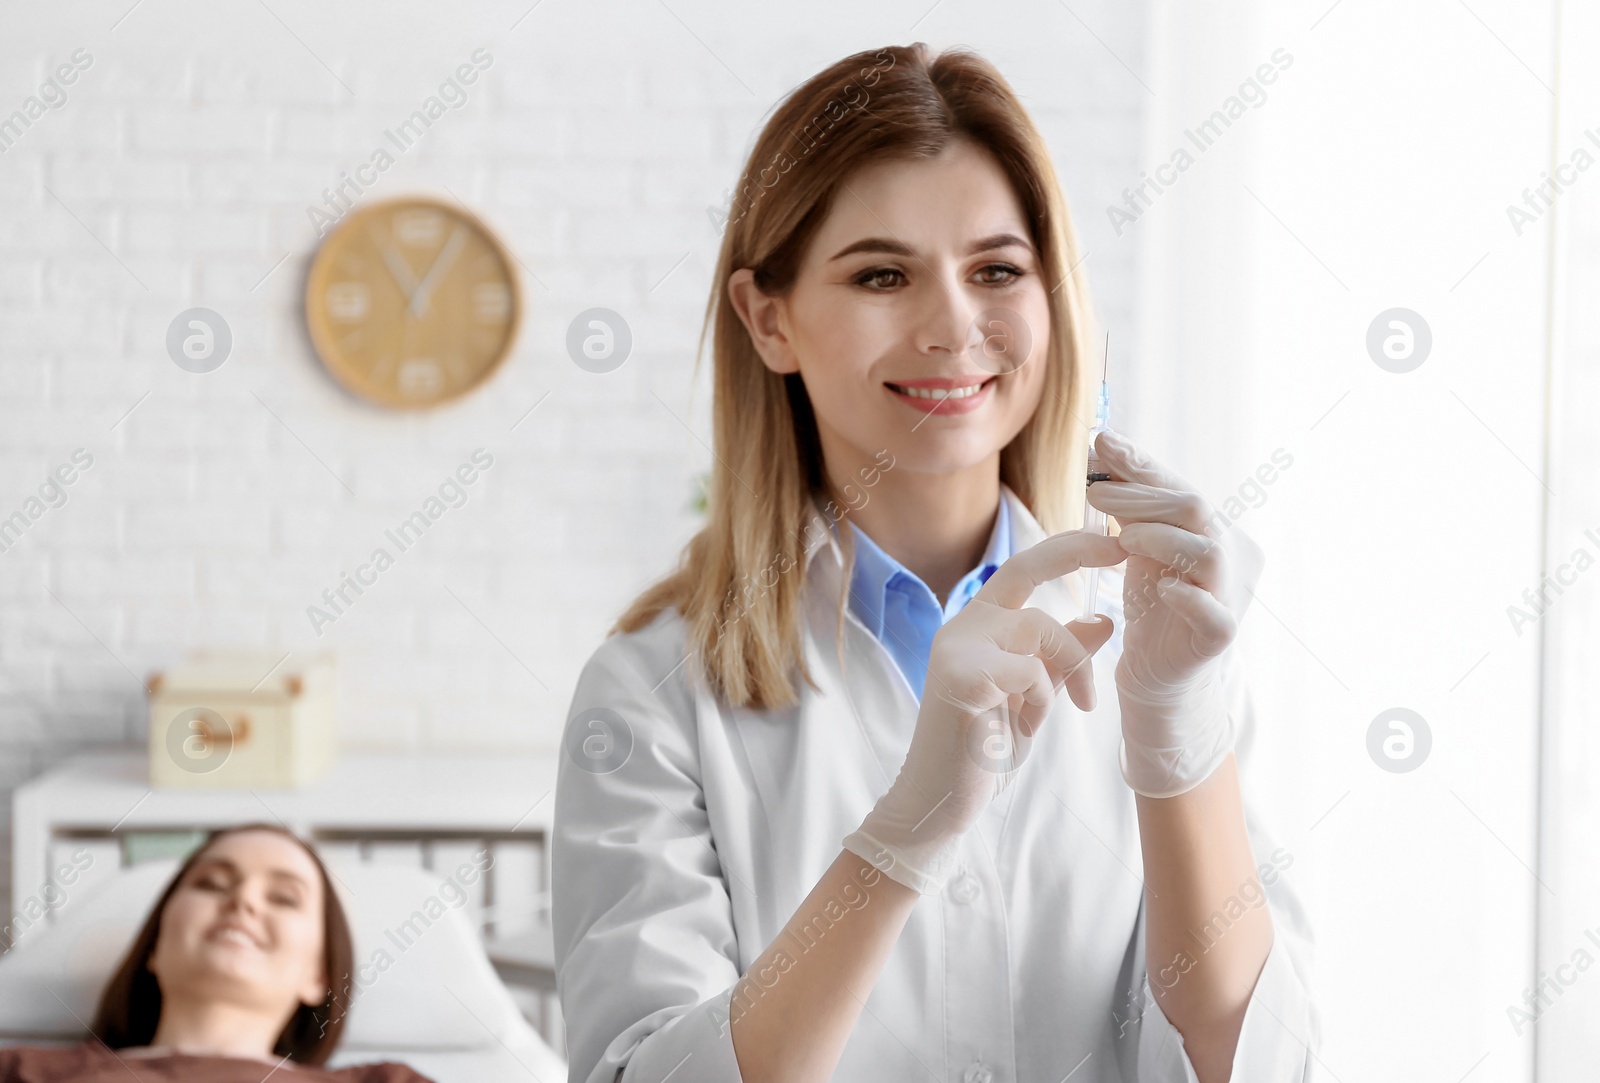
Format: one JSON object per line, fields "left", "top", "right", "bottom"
{"left": 0, "top": 857, "right": 525, "bottom": 1051}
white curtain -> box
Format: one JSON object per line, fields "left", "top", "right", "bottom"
{"left": 1134, "top": 0, "right": 1558, "bottom": 1077}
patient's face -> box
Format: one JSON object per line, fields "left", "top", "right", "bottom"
{"left": 148, "top": 830, "right": 328, "bottom": 1015}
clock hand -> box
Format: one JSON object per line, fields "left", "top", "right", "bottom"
{"left": 376, "top": 237, "right": 421, "bottom": 306}
{"left": 409, "top": 226, "right": 468, "bottom": 317}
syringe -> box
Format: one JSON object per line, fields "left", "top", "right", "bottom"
{"left": 1080, "top": 333, "right": 1112, "bottom": 622}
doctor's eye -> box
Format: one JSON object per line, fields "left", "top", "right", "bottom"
{"left": 853, "top": 264, "right": 1027, "bottom": 291}
{"left": 853, "top": 266, "right": 907, "bottom": 290}
{"left": 974, "top": 263, "right": 1025, "bottom": 287}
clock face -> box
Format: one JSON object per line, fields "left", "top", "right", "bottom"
{"left": 305, "top": 196, "right": 520, "bottom": 409}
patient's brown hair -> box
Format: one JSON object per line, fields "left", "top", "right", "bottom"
{"left": 90, "top": 823, "right": 355, "bottom": 1065}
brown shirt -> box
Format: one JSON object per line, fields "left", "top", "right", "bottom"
{"left": 0, "top": 1042, "right": 436, "bottom": 1083}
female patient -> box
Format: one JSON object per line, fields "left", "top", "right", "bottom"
{"left": 0, "top": 824, "right": 433, "bottom": 1082}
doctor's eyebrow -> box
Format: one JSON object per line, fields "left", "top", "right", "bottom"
{"left": 827, "top": 232, "right": 1034, "bottom": 262}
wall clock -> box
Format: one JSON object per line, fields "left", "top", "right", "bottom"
{"left": 305, "top": 195, "right": 521, "bottom": 409}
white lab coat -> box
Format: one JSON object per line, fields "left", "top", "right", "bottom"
{"left": 553, "top": 485, "right": 1318, "bottom": 1082}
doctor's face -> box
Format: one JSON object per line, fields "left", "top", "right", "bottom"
{"left": 148, "top": 829, "right": 329, "bottom": 1017}
{"left": 734, "top": 137, "right": 1051, "bottom": 484}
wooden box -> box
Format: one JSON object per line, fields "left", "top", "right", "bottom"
{"left": 145, "top": 652, "right": 337, "bottom": 789}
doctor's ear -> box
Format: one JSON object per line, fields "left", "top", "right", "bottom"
{"left": 727, "top": 268, "right": 800, "bottom": 375}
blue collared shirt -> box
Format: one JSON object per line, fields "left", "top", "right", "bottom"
{"left": 842, "top": 496, "right": 1013, "bottom": 700}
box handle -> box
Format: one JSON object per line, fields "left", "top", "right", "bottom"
{"left": 195, "top": 714, "right": 251, "bottom": 749}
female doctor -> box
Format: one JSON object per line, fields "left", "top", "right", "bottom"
{"left": 553, "top": 42, "right": 1316, "bottom": 1083}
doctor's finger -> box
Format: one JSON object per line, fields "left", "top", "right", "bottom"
{"left": 1056, "top": 615, "right": 1111, "bottom": 712}
{"left": 991, "top": 606, "right": 1107, "bottom": 690}
{"left": 1143, "top": 576, "right": 1236, "bottom": 657}
{"left": 976, "top": 530, "right": 1127, "bottom": 610}
{"left": 1115, "top": 522, "right": 1225, "bottom": 593}
{"left": 1094, "top": 431, "right": 1196, "bottom": 493}
{"left": 977, "top": 651, "right": 1056, "bottom": 740}
{"left": 1086, "top": 481, "right": 1216, "bottom": 536}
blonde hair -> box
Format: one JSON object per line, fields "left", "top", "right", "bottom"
{"left": 613, "top": 42, "right": 1098, "bottom": 710}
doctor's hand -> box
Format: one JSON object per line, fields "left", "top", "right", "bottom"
{"left": 842, "top": 529, "right": 1127, "bottom": 894}
{"left": 1085, "top": 429, "right": 1266, "bottom": 798}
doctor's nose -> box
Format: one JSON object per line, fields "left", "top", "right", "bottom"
{"left": 911, "top": 283, "right": 980, "bottom": 361}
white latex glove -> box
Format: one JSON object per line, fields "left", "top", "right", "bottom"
{"left": 842, "top": 529, "right": 1128, "bottom": 894}
{"left": 1085, "top": 429, "right": 1266, "bottom": 798}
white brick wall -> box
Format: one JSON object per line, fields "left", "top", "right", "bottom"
{"left": 0, "top": 0, "right": 1148, "bottom": 909}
